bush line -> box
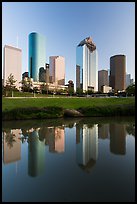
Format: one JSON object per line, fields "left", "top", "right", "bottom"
{"left": 2, "top": 104, "right": 135, "bottom": 121}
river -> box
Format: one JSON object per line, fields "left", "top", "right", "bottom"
{"left": 2, "top": 117, "right": 135, "bottom": 202}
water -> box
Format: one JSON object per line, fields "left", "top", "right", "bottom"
{"left": 2, "top": 117, "right": 135, "bottom": 202}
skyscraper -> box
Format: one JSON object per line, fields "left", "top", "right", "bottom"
{"left": 98, "top": 70, "right": 109, "bottom": 92}
{"left": 45, "top": 63, "right": 49, "bottom": 83}
{"left": 49, "top": 56, "right": 65, "bottom": 85}
{"left": 28, "top": 32, "right": 46, "bottom": 82}
{"left": 126, "top": 73, "right": 131, "bottom": 88}
{"left": 109, "top": 55, "right": 126, "bottom": 92}
{"left": 3, "top": 45, "right": 22, "bottom": 89}
{"left": 76, "top": 36, "right": 98, "bottom": 92}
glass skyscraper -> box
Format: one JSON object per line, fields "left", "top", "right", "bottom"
{"left": 76, "top": 37, "right": 98, "bottom": 92}
{"left": 28, "top": 32, "right": 46, "bottom": 82}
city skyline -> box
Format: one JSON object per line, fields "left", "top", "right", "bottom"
{"left": 2, "top": 2, "right": 135, "bottom": 86}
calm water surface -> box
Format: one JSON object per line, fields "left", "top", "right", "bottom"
{"left": 2, "top": 117, "right": 135, "bottom": 202}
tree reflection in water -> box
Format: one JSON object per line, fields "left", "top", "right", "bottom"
{"left": 5, "top": 131, "right": 16, "bottom": 149}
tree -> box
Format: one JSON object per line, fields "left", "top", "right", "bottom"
{"left": 4, "top": 131, "right": 16, "bottom": 149}
{"left": 76, "top": 88, "right": 83, "bottom": 96}
{"left": 5, "top": 73, "right": 17, "bottom": 96}
{"left": 126, "top": 83, "right": 135, "bottom": 96}
{"left": 20, "top": 77, "right": 33, "bottom": 92}
{"left": 6, "top": 73, "right": 17, "bottom": 88}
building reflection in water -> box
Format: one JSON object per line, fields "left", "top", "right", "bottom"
{"left": 2, "top": 121, "right": 128, "bottom": 178}
{"left": 3, "top": 129, "right": 21, "bottom": 164}
{"left": 76, "top": 124, "right": 98, "bottom": 173}
{"left": 98, "top": 124, "right": 110, "bottom": 139}
{"left": 109, "top": 124, "right": 126, "bottom": 155}
{"left": 28, "top": 128, "right": 45, "bottom": 177}
{"left": 39, "top": 126, "right": 65, "bottom": 153}
{"left": 28, "top": 126, "right": 65, "bottom": 177}
{"left": 52, "top": 127, "right": 65, "bottom": 153}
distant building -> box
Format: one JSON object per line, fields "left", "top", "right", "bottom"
{"left": 39, "top": 67, "right": 46, "bottom": 82}
{"left": 28, "top": 32, "right": 46, "bottom": 82}
{"left": 45, "top": 63, "right": 49, "bottom": 83}
{"left": 3, "top": 45, "right": 22, "bottom": 89}
{"left": 98, "top": 70, "right": 109, "bottom": 92}
{"left": 126, "top": 73, "right": 134, "bottom": 88}
{"left": 76, "top": 65, "right": 81, "bottom": 89}
{"left": 39, "top": 63, "right": 49, "bottom": 83}
{"left": 130, "top": 78, "right": 134, "bottom": 85}
{"left": 109, "top": 55, "right": 126, "bottom": 92}
{"left": 101, "top": 85, "right": 112, "bottom": 93}
{"left": 22, "top": 72, "right": 29, "bottom": 79}
{"left": 76, "top": 36, "right": 98, "bottom": 92}
{"left": 126, "top": 73, "right": 131, "bottom": 88}
{"left": 49, "top": 56, "right": 65, "bottom": 85}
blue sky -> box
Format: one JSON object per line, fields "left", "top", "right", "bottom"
{"left": 2, "top": 2, "right": 135, "bottom": 84}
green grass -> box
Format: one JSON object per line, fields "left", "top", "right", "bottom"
{"left": 2, "top": 97, "right": 135, "bottom": 111}
{"left": 2, "top": 97, "right": 135, "bottom": 120}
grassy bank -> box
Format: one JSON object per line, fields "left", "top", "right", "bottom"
{"left": 2, "top": 97, "right": 135, "bottom": 120}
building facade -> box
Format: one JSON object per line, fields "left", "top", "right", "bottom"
{"left": 109, "top": 55, "right": 126, "bottom": 92}
{"left": 76, "top": 37, "right": 98, "bottom": 92}
{"left": 3, "top": 45, "right": 22, "bottom": 89}
{"left": 98, "top": 70, "right": 109, "bottom": 92}
{"left": 28, "top": 32, "right": 46, "bottom": 82}
{"left": 49, "top": 56, "right": 65, "bottom": 85}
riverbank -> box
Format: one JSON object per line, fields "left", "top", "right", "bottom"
{"left": 2, "top": 97, "right": 135, "bottom": 120}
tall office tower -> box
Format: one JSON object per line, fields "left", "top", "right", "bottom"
{"left": 45, "top": 63, "right": 49, "bottom": 83}
{"left": 109, "top": 55, "right": 126, "bottom": 92}
{"left": 3, "top": 45, "right": 22, "bottom": 89}
{"left": 126, "top": 73, "right": 131, "bottom": 88}
{"left": 49, "top": 56, "right": 65, "bottom": 85}
{"left": 76, "top": 65, "right": 81, "bottom": 89}
{"left": 98, "top": 70, "right": 109, "bottom": 92}
{"left": 39, "top": 67, "right": 46, "bottom": 82}
{"left": 76, "top": 36, "right": 98, "bottom": 92}
{"left": 28, "top": 32, "right": 46, "bottom": 82}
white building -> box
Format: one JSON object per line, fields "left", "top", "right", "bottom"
{"left": 3, "top": 45, "right": 22, "bottom": 89}
{"left": 76, "top": 37, "right": 98, "bottom": 92}
{"left": 102, "top": 85, "right": 112, "bottom": 93}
